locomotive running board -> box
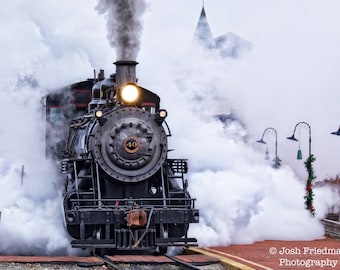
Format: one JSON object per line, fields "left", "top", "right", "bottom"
{"left": 72, "top": 240, "right": 117, "bottom": 249}
{"left": 155, "top": 237, "right": 198, "bottom": 247}
{"left": 71, "top": 237, "right": 198, "bottom": 249}
{"left": 71, "top": 240, "right": 154, "bottom": 250}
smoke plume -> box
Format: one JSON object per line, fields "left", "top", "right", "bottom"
{"left": 96, "top": 0, "right": 147, "bottom": 60}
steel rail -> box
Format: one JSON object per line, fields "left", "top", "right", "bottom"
{"left": 165, "top": 255, "right": 203, "bottom": 270}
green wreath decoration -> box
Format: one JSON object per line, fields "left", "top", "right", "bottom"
{"left": 304, "top": 154, "right": 316, "bottom": 216}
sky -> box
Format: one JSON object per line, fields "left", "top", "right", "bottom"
{"left": 0, "top": 0, "right": 339, "bottom": 255}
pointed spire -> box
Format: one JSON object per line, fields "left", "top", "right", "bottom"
{"left": 193, "top": 4, "right": 215, "bottom": 49}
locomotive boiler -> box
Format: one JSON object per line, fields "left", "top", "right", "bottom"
{"left": 43, "top": 61, "right": 199, "bottom": 253}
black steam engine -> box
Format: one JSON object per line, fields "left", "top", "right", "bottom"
{"left": 43, "top": 61, "right": 199, "bottom": 253}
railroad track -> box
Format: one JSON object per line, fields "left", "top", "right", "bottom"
{"left": 165, "top": 255, "right": 205, "bottom": 270}
{"left": 0, "top": 251, "right": 223, "bottom": 270}
{"left": 95, "top": 253, "right": 222, "bottom": 270}
{"left": 95, "top": 255, "right": 209, "bottom": 270}
{"left": 95, "top": 255, "right": 120, "bottom": 270}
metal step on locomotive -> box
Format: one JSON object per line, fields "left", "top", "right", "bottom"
{"left": 42, "top": 60, "right": 199, "bottom": 254}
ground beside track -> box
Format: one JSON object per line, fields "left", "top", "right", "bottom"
{"left": 0, "top": 262, "right": 225, "bottom": 270}
{"left": 1, "top": 237, "right": 338, "bottom": 269}
{"left": 193, "top": 237, "right": 339, "bottom": 270}
{"left": 0, "top": 253, "right": 225, "bottom": 270}
{"left": 0, "top": 263, "right": 106, "bottom": 270}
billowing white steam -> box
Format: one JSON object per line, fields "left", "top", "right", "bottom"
{"left": 138, "top": 1, "right": 340, "bottom": 246}
{"left": 145, "top": 44, "right": 330, "bottom": 246}
{"left": 0, "top": 0, "right": 109, "bottom": 255}
{"left": 96, "top": 0, "right": 147, "bottom": 60}
{"left": 0, "top": 81, "right": 73, "bottom": 255}
{"left": 0, "top": 0, "right": 147, "bottom": 255}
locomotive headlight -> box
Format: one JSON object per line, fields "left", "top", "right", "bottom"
{"left": 95, "top": 110, "right": 103, "bottom": 118}
{"left": 158, "top": 109, "right": 167, "bottom": 118}
{"left": 95, "top": 110, "right": 107, "bottom": 126}
{"left": 156, "top": 109, "right": 167, "bottom": 124}
{"left": 121, "top": 84, "right": 139, "bottom": 103}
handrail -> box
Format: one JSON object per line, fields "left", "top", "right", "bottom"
{"left": 68, "top": 196, "right": 196, "bottom": 209}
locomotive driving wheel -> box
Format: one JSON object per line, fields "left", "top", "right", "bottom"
{"left": 158, "top": 224, "right": 168, "bottom": 255}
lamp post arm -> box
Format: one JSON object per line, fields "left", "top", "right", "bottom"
{"left": 293, "top": 121, "right": 312, "bottom": 157}
{"left": 263, "top": 127, "right": 278, "bottom": 159}
{"left": 298, "top": 122, "right": 311, "bottom": 157}
{"left": 275, "top": 130, "right": 278, "bottom": 159}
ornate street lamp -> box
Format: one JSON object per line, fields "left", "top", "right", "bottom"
{"left": 287, "top": 121, "right": 315, "bottom": 216}
{"left": 287, "top": 122, "right": 311, "bottom": 160}
{"left": 256, "top": 127, "right": 281, "bottom": 168}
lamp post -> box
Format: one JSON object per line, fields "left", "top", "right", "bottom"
{"left": 256, "top": 127, "right": 281, "bottom": 168}
{"left": 286, "top": 121, "right": 315, "bottom": 216}
{"left": 286, "top": 122, "right": 311, "bottom": 159}
{"left": 330, "top": 125, "right": 340, "bottom": 220}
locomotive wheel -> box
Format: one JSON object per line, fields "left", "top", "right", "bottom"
{"left": 168, "top": 223, "right": 188, "bottom": 238}
{"left": 158, "top": 246, "right": 168, "bottom": 255}
{"left": 157, "top": 224, "right": 168, "bottom": 255}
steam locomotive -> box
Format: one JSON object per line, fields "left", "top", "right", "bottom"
{"left": 42, "top": 61, "right": 199, "bottom": 253}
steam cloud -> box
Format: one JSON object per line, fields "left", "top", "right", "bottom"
{"left": 0, "top": 0, "right": 110, "bottom": 255}
{"left": 96, "top": 0, "right": 147, "bottom": 60}
{"left": 150, "top": 47, "right": 328, "bottom": 247}
{"left": 0, "top": 80, "right": 73, "bottom": 255}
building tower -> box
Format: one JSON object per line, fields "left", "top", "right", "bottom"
{"left": 193, "top": 3, "right": 251, "bottom": 58}
{"left": 193, "top": 4, "right": 215, "bottom": 49}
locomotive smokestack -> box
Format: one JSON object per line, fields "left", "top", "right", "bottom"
{"left": 114, "top": 60, "right": 138, "bottom": 90}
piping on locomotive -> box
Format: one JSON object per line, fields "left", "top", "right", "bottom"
{"left": 42, "top": 61, "right": 199, "bottom": 253}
